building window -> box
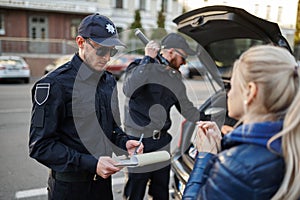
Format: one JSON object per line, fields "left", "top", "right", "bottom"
{"left": 277, "top": 6, "right": 282, "bottom": 23}
{"left": 116, "top": 0, "right": 123, "bottom": 8}
{"left": 0, "top": 14, "right": 5, "bottom": 35}
{"left": 71, "top": 18, "right": 81, "bottom": 39}
{"left": 41, "top": 28, "right": 45, "bottom": 39}
{"left": 28, "top": 16, "right": 48, "bottom": 53}
{"left": 29, "top": 16, "right": 48, "bottom": 39}
{"left": 254, "top": 4, "right": 259, "bottom": 15}
{"left": 266, "top": 5, "right": 271, "bottom": 20}
{"left": 162, "top": 0, "right": 167, "bottom": 12}
{"left": 31, "top": 27, "right": 36, "bottom": 39}
{"left": 140, "top": 0, "right": 146, "bottom": 10}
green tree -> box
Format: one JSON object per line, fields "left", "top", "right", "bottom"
{"left": 129, "top": 9, "right": 143, "bottom": 39}
{"left": 157, "top": 9, "right": 165, "bottom": 28}
{"left": 130, "top": 10, "right": 142, "bottom": 30}
{"left": 129, "top": 10, "right": 144, "bottom": 54}
{"left": 151, "top": 7, "right": 167, "bottom": 39}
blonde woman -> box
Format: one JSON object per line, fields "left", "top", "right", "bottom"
{"left": 183, "top": 45, "right": 300, "bottom": 200}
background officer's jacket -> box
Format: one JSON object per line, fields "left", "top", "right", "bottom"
{"left": 123, "top": 57, "right": 200, "bottom": 133}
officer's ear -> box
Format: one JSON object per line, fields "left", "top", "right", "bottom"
{"left": 76, "top": 36, "right": 85, "bottom": 49}
{"left": 168, "top": 48, "right": 176, "bottom": 60}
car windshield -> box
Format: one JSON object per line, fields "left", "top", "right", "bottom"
{"left": 205, "top": 38, "right": 265, "bottom": 79}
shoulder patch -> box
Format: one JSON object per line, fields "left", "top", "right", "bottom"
{"left": 34, "top": 83, "right": 50, "bottom": 105}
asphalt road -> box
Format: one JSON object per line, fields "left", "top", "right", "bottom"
{"left": 0, "top": 76, "right": 210, "bottom": 200}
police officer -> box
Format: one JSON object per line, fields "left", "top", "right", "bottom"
{"left": 122, "top": 33, "right": 201, "bottom": 200}
{"left": 29, "top": 13, "right": 142, "bottom": 200}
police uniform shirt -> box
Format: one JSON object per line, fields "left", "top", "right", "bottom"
{"left": 29, "top": 53, "right": 128, "bottom": 174}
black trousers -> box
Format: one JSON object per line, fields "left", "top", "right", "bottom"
{"left": 47, "top": 174, "right": 113, "bottom": 200}
{"left": 124, "top": 133, "right": 172, "bottom": 200}
{"left": 124, "top": 164, "right": 171, "bottom": 200}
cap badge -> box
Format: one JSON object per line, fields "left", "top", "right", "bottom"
{"left": 106, "top": 24, "right": 115, "bottom": 34}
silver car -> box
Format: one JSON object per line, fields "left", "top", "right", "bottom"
{"left": 0, "top": 56, "right": 30, "bottom": 83}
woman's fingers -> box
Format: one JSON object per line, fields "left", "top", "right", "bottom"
{"left": 195, "top": 121, "right": 222, "bottom": 154}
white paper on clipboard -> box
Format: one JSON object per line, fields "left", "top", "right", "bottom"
{"left": 114, "top": 151, "right": 170, "bottom": 167}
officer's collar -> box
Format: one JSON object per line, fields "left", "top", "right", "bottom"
{"left": 73, "top": 53, "right": 106, "bottom": 81}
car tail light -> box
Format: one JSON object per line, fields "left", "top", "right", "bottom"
{"left": 0, "top": 65, "right": 5, "bottom": 70}
{"left": 177, "top": 119, "right": 187, "bottom": 148}
{"left": 22, "top": 65, "right": 29, "bottom": 70}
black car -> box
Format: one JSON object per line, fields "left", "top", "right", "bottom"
{"left": 170, "top": 5, "right": 292, "bottom": 199}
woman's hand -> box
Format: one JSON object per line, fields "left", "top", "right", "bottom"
{"left": 194, "top": 121, "right": 222, "bottom": 154}
{"left": 221, "top": 125, "right": 234, "bottom": 135}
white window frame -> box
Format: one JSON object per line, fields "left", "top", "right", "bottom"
{"left": 0, "top": 14, "right": 5, "bottom": 35}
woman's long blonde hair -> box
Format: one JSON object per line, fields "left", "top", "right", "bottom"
{"left": 233, "top": 45, "right": 300, "bottom": 200}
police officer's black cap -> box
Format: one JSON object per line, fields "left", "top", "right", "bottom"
{"left": 161, "top": 33, "right": 196, "bottom": 55}
{"left": 78, "top": 13, "right": 126, "bottom": 47}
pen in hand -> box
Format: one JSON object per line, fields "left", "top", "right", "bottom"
{"left": 134, "top": 133, "right": 144, "bottom": 155}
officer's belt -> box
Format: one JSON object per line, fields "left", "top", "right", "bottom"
{"left": 125, "top": 127, "right": 167, "bottom": 140}
{"left": 51, "top": 170, "right": 101, "bottom": 182}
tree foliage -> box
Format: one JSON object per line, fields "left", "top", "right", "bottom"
{"left": 151, "top": 7, "right": 167, "bottom": 39}
{"left": 130, "top": 10, "right": 142, "bottom": 30}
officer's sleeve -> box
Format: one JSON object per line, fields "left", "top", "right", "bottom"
{"left": 29, "top": 78, "right": 98, "bottom": 173}
{"left": 175, "top": 80, "right": 200, "bottom": 122}
{"left": 112, "top": 92, "right": 128, "bottom": 151}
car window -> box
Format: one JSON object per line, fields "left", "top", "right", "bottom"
{"left": 0, "top": 59, "right": 23, "bottom": 66}
{"left": 206, "top": 38, "right": 265, "bottom": 79}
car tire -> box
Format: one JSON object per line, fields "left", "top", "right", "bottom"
{"left": 24, "top": 78, "right": 30, "bottom": 83}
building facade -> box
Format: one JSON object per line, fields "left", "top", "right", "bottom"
{"left": 0, "top": 0, "right": 184, "bottom": 54}
{"left": 0, "top": 0, "right": 184, "bottom": 75}
{"left": 1, "top": 0, "right": 299, "bottom": 75}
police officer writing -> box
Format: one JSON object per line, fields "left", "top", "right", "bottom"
{"left": 122, "top": 33, "right": 201, "bottom": 200}
{"left": 29, "top": 13, "right": 143, "bottom": 200}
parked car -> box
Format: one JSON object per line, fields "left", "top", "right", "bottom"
{"left": 0, "top": 56, "right": 31, "bottom": 83}
{"left": 44, "top": 54, "right": 73, "bottom": 74}
{"left": 170, "top": 5, "right": 292, "bottom": 199}
{"left": 106, "top": 54, "right": 142, "bottom": 80}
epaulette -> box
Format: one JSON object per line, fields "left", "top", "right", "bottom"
{"left": 126, "top": 59, "right": 142, "bottom": 72}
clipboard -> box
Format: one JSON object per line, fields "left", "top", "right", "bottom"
{"left": 114, "top": 151, "right": 170, "bottom": 167}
